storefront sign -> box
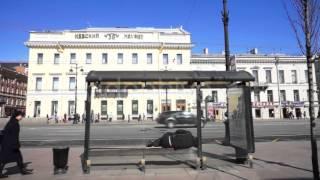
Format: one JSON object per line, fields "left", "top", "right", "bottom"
{"left": 74, "top": 33, "right": 144, "bottom": 40}
{"left": 95, "top": 89, "right": 128, "bottom": 98}
{"left": 252, "top": 102, "right": 275, "bottom": 108}
{"left": 281, "top": 101, "right": 304, "bottom": 107}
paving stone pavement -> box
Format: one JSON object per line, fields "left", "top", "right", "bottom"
{"left": 1, "top": 140, "right": 319, "bottom": 180}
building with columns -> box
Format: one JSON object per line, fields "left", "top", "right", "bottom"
{"left": 25, "top": 27, "right": 318, "bottom": 120}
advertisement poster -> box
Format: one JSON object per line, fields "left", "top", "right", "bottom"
{"left": 227, "top": 87, "right": 254, "bottom": 152}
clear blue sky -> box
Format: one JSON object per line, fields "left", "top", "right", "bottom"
{"left": 0, "top": 0, "right": 300, "bottom": 62}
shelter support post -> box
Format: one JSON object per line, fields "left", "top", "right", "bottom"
{"left": 196, "top": 82, "right": 204, "bottom": 169}
{"left": 204, "top": 99, "right": 208, "bottom": 121}
{"left": 82, "top": 82, "right": 92, "bottom": 173}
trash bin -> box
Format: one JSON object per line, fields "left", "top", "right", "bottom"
{"left": 52, "top": 147, "right": 69, "bottom": 174}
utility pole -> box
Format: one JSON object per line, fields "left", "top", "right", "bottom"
{"left": 222, "top": 0, "right": 230, "bottom": 144}
{"left": 303, "top": 0, "right": 319, "bottom": 179}
{"left": 222, "top": 0, "right": 230, "bottom": 72}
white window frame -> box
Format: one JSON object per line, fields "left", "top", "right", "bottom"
{"left": 117, "top": 53, "right": 123, "bottom": 64}
{"left": 35, "top": 77, "right": 42, "bottom": 91}
{"left": 86, "top": 53, "right": 92, "bottom": 64}
{"left": 70, "top": 53, "right": 76, "bottom": 64}
{"left": 147, "top": 53, "right": 153, "bottom": 64}
{"left": 163, "top": 54, "right": 168, "bottom": 65}
{"left": 102, "top": 53, "right": 108, "bottom": 64}
{"left": 37, "top": 53, "right": 43, "bottom": 64}
{"left": 132, "top": 53, "right": 138, "bottom": 64}
{"left": 69, "top": 77, "right": 76, "bottom": 90}
{"left": 52, "top": 77, "right": 59, "bottom": 91}
{"left": 54, "top": 53, "right": 60, "bottom": 64}
{"left": 176, "top": 54, "right": 182, "bottom": 64}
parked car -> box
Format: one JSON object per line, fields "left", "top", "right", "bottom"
{"left": 156, "top": 111, "right": 206, "bottom": 128}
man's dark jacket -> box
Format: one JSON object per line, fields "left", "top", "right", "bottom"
{"left": 0, "top": 118, "right": 21, "bottom": 163}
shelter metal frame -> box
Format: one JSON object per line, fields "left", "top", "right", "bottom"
{"left": 82, "top": 70, "right": 254, "bottom": 173}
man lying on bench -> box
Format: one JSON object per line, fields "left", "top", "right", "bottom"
{"left": 147, "top": 130, "right": 198, "bottom": 150}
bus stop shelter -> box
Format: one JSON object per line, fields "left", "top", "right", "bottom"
{"left": 82, "top": 70, "right": 255, "bottom": 173}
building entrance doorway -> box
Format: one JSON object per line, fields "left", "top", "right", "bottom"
{"left": 282, "top": 108, "right": 288, "bottom": 118}
{"left": 34, "top": 101, "right": 41, "bottom": 117}
{"left": 295, "top": 108, "right": 302, "bottom": 119}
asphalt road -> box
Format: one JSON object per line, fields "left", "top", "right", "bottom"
{"left": 12, "top": 119, "right": 319, "bottom": 146}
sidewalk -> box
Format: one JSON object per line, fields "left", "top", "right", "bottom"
{"left": 2, "top": 140, "right": 319, "bottom": 179}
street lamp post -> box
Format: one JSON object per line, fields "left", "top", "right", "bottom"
{"left": 275, "top": 57, "right": 282, "bottom": 119}
{"left": 70, "top": 64, "right": 83, "bottom": 124}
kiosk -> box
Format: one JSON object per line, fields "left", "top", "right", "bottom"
{"left": 82, "top": 70, "right": 255, "bottom": 173}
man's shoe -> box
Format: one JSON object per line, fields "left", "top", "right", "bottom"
{"left": 24, "top": 168, "right": 33, "bottom": 172}
{"left": 0, "top": 174, "right": 8, "bottom": 178}
{"left": 146, "top": 140, "right": 154, "bottom": 147}
{"left": 20, "top": 169, "right": 33, "bottom": 175}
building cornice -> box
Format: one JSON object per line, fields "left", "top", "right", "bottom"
{"left": 25, "top": 41, "right": 193, "bottom": 49}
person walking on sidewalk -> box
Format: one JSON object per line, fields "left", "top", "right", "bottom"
{"left": 0, "top": 110, "right": 33, "bottom": 178}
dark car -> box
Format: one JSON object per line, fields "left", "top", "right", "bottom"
{"left": 156, "top": 111, "right": 206, "bottom": 128}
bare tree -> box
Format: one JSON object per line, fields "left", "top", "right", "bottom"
{"left": 284, "top": 0, "right": 320, "bottom": 179}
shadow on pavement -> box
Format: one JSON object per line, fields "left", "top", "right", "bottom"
{"left": 253, "top": 157, "right": 313, "bottom": 173}
{"left": 264, "top": 178, "right": 313, "bottom": 180}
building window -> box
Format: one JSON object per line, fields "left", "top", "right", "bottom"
{"left": 176, "top": 54, "right": 182, "bottom": 64}
{"left": 102, "top": 53, "right": 108, "bottom": 64}
{"left": 280, "top": 90, "right": 286, "bottom": 102}
{"left": 305, "top": 70, "right": 308, "bottom": 82}
{"left": 54, "top": 53, "right": 60, "bottom": 64}
{"left": 52, "top": 77, "right": 59, "bottom": 91}
{"left": 69, "top": 77, "right": 76, "bottom": 90}
{"left": 163, "top": 54, "right": 168, "bottom": 65}
{"left": 101, "top": 100, "right": 107, "bottom": 116}
{"left": 255, "top": 109, "right": 261, "bottom": 118}
{"left": 291, "top": 70, "right": 297, "bottom": 84}
{"left": 266, "top": 70, "right": 272, "bottom": 83}
{"left": 147, "top": 100, "right": 153, "bottom": 115}
{"left": 132, "top": 100, "right": 138, "bottom": 115}
{"left": 176, "top": 99, "right": 186, "bottom": 111}
{"left": 147, "top": 53, "right": 153, "bottom": 64}
{"left": 252, "top": 70, "right": 259, "bottom": 83}
{"left": 34, "top": 101, "right": 41, "bottom": 117}
{"left": 132, "top": 53, "right": 138, "bottom": 64}
{"left": 269, "top": 109, "right": 275, "bottom": 118}
{"left": 161, "top": 99, "right": 171, "bottom": 112}
{"left": 68, "top": 101, "right": 75, "bottom": 116}
{"left": 37, "top": 53, "right": 43, "bottom": 64}
{"left": 51, "top": 101, "right": 58, "bottom": 116}
{"left": 117, "top": 53, "right": 123, "bottom": 64}
{"left": 86, "top": 53, "right": 92, "bottom": 64}
{"left": 267, "top": 90, "right": 273, "bottom": 102}
{"left": 294, "top": 90, "right": 300, "bottom": 101}
{"left": 117, "top": 100, "right": 123, "bottom": 115}
{"left": 35, "top": 77, "right": 42, "bottom": 91}
{"left": 70, "top": 53, "right": 76, "bottom": 64}
{"left": 279, "top": 70, "right": 285, "bottom": 83}
{"left": 254, "top": 91, "right": 260, "bottom": 102}
{"left": 212, "top": 91, "right": 218, "bottom": 102}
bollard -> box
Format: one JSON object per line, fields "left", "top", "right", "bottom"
{"left": 52, "top": 147, "right": 69, "bottom": 174}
